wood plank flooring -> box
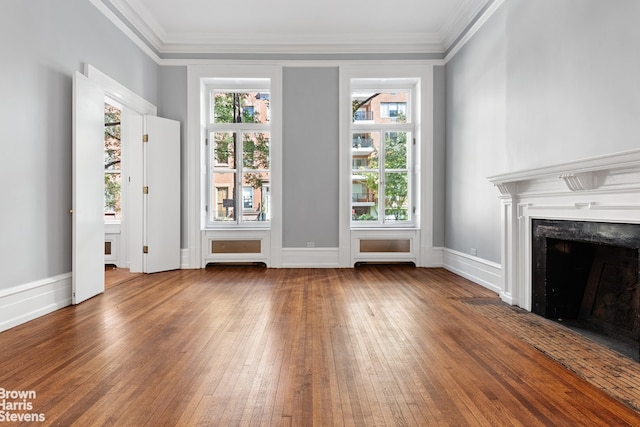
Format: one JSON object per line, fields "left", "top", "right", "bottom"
{"left": 0, "top": 266, "right": 638, "bottom": 426}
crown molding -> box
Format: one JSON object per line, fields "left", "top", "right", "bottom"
{"left": 444, "top": 0, "right": 505, "bottom": 63}
{"left": 108, "top": 0, "right": 166, "bottom": 49}
{"left": 94, "top": 0, "right": 500, "bottom": 61}
{"left": 439, "top": 0, "right": 491, "bottom": 50}
{"left": 161, "top": 32, "right": 444, "bottom": 55}
{"left": 89, "top": 0, "right": 160, "bottom": 62}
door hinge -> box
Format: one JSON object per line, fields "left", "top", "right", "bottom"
{"left": 143, "top": 186, "right": 149, "bottom": 194}
{"left": 143, "top": 245, "right": 149, "bottom": 254}
{"left": 205, "top": 138, "right": 208, "bottom": 146}
{"left": 413, "top": 138, "right": 416, "bottom": 145}
{"left": 412, "top": 206, "right": 416, "bottom": 214}
{"left": 205, "top": 205, "right": 209, "bottom": 213}
{"left": 143, "top": 134, "right": 149, "bottom": 143}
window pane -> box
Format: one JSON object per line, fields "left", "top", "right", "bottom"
{"left": 104, "top": 104, "right": 121, "bottom": 220}
{"left": 243, "top": 132, "right": 270, "bottom": 169}
{"left": 213, "top": 132, "right": 236, "bottom": 168}
{"left": 352, "top": 172, "right": 378, "bottom": 222}
{"left": 384, "top": 172, "right": 409, "bottom": 222}
{"left": 104, "top": 105, "right": 121, "bottom": 170}
{"left": 242, "top": 172, "right": 270, "bottom": 222}
{"left": 352, "top": 132, "right": 378, "bottom": 171}
{"left": 212, "top": 92, "right": 270, "bottom": 124}
{"left": 213, "top": 173, "right": 235, "bottom": 222}
{"left": 243, "top": 186, "right": 254, "bottom": 209}
{"left": 104, "top": 173, "right": 121, "bottom": 219}
{"left": 384, "top": 132, "right": 409, "bottom": 169}
{"left": 351, "top": 90, "right": 410, "bottom": 124}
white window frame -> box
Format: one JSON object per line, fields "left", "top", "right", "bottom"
{"left": 187, "top": 64, "right": 283, "bottom": 268}
{"left": 350, "top": 85, "right": 416, "bottom": 228}
{"left": 339, "top": 64, "right": 434, "bottom": 267}
{"left": 205, "top": 79, "right": 271, "bottom": 228}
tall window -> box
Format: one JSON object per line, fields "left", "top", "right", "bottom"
{"left": 351, "top": 84, "right": 417, "bottom": 226}
{"left": 206, "top": 80, "right": 271, "bottom": 226}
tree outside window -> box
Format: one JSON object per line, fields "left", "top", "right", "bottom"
{"left": 104, "top": 104, "right": 121, "bottom": 220}
{"left": 209, "top": 90, "right": 271, "bottom": 224}
{"left": 351, "top": 89, "right": 413, "bottom": 225}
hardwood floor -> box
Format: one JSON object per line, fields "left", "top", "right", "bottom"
{"left": 0, "top": 266, "right": 638, "bottom": 426}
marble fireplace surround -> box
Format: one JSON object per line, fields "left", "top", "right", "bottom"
{"left": 488, "top": 149, "right": 640, "bottom": 311}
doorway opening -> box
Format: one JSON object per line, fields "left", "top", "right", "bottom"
{"left": 104, "top": 100, "right": 126, "bottom": 272}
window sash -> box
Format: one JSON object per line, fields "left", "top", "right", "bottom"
{"left": 207, "top": 122, "right": 271, "bottom": 226}
{"left": 350, "top": 85, "right": 417, "bottom": 228}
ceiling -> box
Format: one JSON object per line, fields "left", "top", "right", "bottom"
{"left": 103, "top": 0, "right": 492, "bottom": 55}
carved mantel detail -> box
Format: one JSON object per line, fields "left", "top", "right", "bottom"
{"left": 558, "top": 172, "right": 594, "bottom": 191}
{"left": 488, "top": 148, "right": 640, "bottom": 198}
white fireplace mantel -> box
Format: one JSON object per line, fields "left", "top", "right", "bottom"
{"left": 487, "top": 149, "right": 640, "bottom": 310}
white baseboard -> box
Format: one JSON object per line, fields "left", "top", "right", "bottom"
{"left": 180, "top": 248, "right": 192, "bottom": 269}
{"left": 421, "top": 246, "right": 444, "bottom": 267}
{"left": 442, "top": 248, "right": 502, "bottom": 294}
{"left": 0, "top": 273, "right": 72, "bottom": 333}
{"left": 281, "top": 248, "right": 341, "bottom": 268}
{"left": 281, "top": 246, "right": 445, "bottom": 268}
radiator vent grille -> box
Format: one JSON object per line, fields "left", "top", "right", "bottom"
{"left": 360, "top": 239, "right": 410, "bottom": 253}
{"left": 212, "top": 240, "right": 261, "bottom": 254}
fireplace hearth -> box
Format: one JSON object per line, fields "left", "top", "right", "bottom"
{"left": 532, "top": 219, "right": 640, "bottom": 360}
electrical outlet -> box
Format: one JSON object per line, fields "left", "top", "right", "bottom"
{"left": 470, "top": 248, "right": 477, "bottom": 256}
{"left": 307, "top": 241, "right": 315, "bottom": 248}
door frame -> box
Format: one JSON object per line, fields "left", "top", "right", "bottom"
{"left": 84, "top": 65, "right": 157, "bottom": 271}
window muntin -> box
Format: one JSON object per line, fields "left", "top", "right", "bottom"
{"left": 350, "top": 85, "right": 416, "bottom": 227}
{"left": 207, "top": 84, "right": 271, "bottom": 226}
{"left": 209, "top": 131, "right": 270, "bottom": 224}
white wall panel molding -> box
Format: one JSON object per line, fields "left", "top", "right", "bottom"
{"left": 442, "top": 249, "right": 502, "bottom": 294}
{"left": 281, "top": 248, "right": 341, "bottom": 268}
{"left": 180, "top": 249, "right": 191, "bottom": 269}
{"left": 201, "top": 229, "right": 272, "bottom": 267}
{"left": 422, "top": 246, "right": 444, "bottom": 268}
{"left": 0, "top": 274, "right": 72, "bottom": 333}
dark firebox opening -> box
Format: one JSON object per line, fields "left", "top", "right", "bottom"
{"left": 532, "top": 219, "right": 640, "bottom": 361}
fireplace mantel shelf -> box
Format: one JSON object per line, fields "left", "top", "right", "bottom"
{"left": 488, "top": 148, "right": 640, "bottom": 197}
{"left": 486, "top": 149, "right": 640, "bottom": 311}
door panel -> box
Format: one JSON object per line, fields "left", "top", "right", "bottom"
{"left": 125, "top": 111, "right": 144, "bottom": 273}
{"left": 144, "top": 116, "right": 181, "bottom": 273}
{"left": 72, "top": 72, "right": 105, "bottom": 304}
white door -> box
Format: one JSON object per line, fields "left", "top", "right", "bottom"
{"left": 72, "top": 72, "right": 105, "bottom": 304}
{"left": 143, "top": 116, "right": 181, "bottom": 273}
{"left": 125, "top": 111, "right": 144, "bottom": 273}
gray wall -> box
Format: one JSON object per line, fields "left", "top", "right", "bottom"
{"left": 445, "top": 4, "right": 506, "bottom": 263}
{"left": 445, "top": 0, "right": 640, "bottom": 263}
{"left": 505, "top": 0, "right": 640, "bottom": 170}
{"left": 432, "top": 66, "right": 446, "bottom": 248}
{"left": 0, "top": 0, "right": 158, "bottom": 290}
{"left": 282, "top": 67, "right": 340, "bottom": 248}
